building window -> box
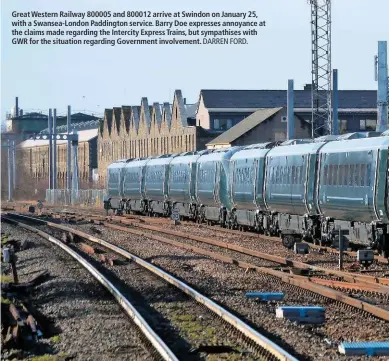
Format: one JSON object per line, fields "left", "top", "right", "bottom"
{"left": 274, "top": 132, "right": 286, "bottom": 141}
{"left": 214, "top": 119, "right": 220, "bottom": 129}
{"left": 366, "top": 119, "right": 376, "bottom": 130}
{"left": 227, "top": 119, "right": 232, "bottom": 129}
{"left": 340, "top": 120, "right": 348, "bottom": 134}
{"left": 360, "top": 119, "right": 366, "bottom": 130}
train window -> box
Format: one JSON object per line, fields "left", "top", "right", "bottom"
{"left": 288, "top": 166, "right": 291, "bottom": 184}
{"left": 366, "top": 164, "right": 371, "bottom": 186}
{"left": 327, "top": 165, "right": 332, "bottom": 185}
{"left": 342, "top": 165, "right": 347, "bottom": 186}
{"left": 349, "top": 164, "right": 355, "bottom": 186}
{"left": 360, "top": 164, "right": 366, "bottom": 186}
{"left": 323, "top": 165, "right": 328, "bottom": 185}
{"left": 332, "top": 164, "right": 339, "bottom": 186}
{"left": 354, "top": 164, "right": 360, "bottom": 186}
{"left": 337, "top": 164, "right": 342, "bottom": 185}
{"left": 281, "top": 166, "right": 285, "bottom": 185}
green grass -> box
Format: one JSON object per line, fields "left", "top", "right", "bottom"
{"left": 28, "top": 352, "right": 68, "bottom": 361}
{"left": 50, "top": 335, "right": 60, "bottom": 343}
{"left": 1, "top": 296, "right": 11, "bottom": 304}
{"left": 1, "top": 274, "right": 13, "bottom": 283}
{"left": 1, "top": 235, "right": 9, "bottom": 245}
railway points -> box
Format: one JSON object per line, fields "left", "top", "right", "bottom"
{"left": 3, "top": 211, "right": 389, "bottom": 360}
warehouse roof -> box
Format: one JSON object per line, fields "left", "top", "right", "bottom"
{"left": 199, "top": 90, "right": 377, "bottom": 109}
{"left": 40, "top": 120, "right": 99, "bottom": 134}
{"left": 206, "top": 107, "right": 282, "bottom": 146}
{"left": 19, "top": 128, "right": 98, "bottom": 148}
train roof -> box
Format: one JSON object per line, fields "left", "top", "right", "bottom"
{"left": 230, "top": 143, "right": 275, "bottom": 160}
{"left": 196, "top": 146, "right": 242, "bottom": 163}
{"left": 319, "top": 136, "right": 389, "bottom": 153}
{"left": 266, "top": 141, "right": 326, "bottom": 157}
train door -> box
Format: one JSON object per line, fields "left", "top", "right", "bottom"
{"left": 214, "top": 162, "right": 220, "bottom": 205}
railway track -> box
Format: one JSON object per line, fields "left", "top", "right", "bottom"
{"left": 8, "top": 210, "right": 389, "bottom": 308}
{"left": 4, "top": 211, "right": 389, "bottom": 360}
{"left": 6, "top": 202, "right": 389, "bottom": 264}
{"left": 2, "top": 213, "right": 299, "bottom": 361}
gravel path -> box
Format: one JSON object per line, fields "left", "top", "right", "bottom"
{"left": 1, "top": 222, "right": 153, "bottom": 361}
{"left": 60, "top": 221, "right": 389, "bottom": 361}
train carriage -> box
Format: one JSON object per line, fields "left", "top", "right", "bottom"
{"left": 122, "top": 157, "right": 153, "bottom": 213}
{"left": 103, "top": 130, "right": 389, "bottom": 256}
{"left": 144, "top": 154, "right": 177, "bottom": 216}
{"left": 317, "top": 137, "right": 389, "bottom": 253}
{"left": 263, "top": 141, "right": 327, "bottom": 245}
{"left": 195, "top": 147, "right": 241, "bottom": 224}
{"left": 228, "top": 143, "right": 275, "bottom": 229}
{"left": 105, "top": 159, "right": 128, "bottom": 211}
{"left": 168, "top": 150, "right": 212, "bottom": 220}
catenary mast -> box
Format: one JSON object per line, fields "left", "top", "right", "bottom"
{"left": 309, "top": 0, "right": 332, "bottom": 137}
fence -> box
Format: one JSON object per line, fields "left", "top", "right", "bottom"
{"left": 45, "top": 189, "right": 107, "bottom": 208}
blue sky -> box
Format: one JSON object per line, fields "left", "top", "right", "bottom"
{"left": 1, "top": 0, "right": 388, "bottom": 119}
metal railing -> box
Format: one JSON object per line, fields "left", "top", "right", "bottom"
{"left": 45, "top": 189, "right": 107, "bottom": 207}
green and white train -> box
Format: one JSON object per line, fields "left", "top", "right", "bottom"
{"left": 105, "top": 132, "right": 389, "bottom": 256}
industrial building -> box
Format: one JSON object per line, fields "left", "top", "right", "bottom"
{"left": 97, "top": 90, "right": 218, "bottom": 184}
{"left": 16, "top": 125, "right": 98, "bottom": 197}
{"left": 205, "top": 107, "right": 311, "bottom": 149}
{"left": 197, "top": 88, "right": 378, "bottom": 137}
{"left": 4, "top": 97, "right": 99, "bottom": 141}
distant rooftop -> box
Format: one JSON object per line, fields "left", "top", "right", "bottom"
{"left": 40, "top": 120, "right": 99, "bottom": 134}
{"left": 199, "top": 89, "right": 377, "bottom": 109}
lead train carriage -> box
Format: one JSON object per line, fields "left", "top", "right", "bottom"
{"left": 105, "top": 136, "right": 389, "bottom": 256}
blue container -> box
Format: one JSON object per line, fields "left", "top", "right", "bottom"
{"left": 245, "top": 292, "right": 284, "bottom": 301}
{"left": 339, "top": 341, "right": 389, "bottom": 356}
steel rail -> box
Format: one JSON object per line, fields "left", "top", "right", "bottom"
{"left": 103, "top": 217, "right": 389, "bottom": 289}
{"left": 3, "top": 213, "right": 300, "bottom": 361}
{"left": 1, "top": 215, "right": 178, "bottom": 361}
{"left": 97, "top": 221, "right": 389, "bottom": 322}
{"left": 7, "top": 203, "right": 388, "bottom": 263}
{"left": 107, "top": 213, "right": 388, "bottom": 264}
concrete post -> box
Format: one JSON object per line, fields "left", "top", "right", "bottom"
{"left": 339, "top": 227, "right": 344, "bottom": 271}
{"left": 377, "top": 41, "right": 388, "bottom": 132}
{"left": 332, "top": 69, "right": 339, "bottom": 135}
{"left": 71, "top": 131, "right": 79, "bottom": 205}
{"left": 53, "top": 109, "right": 57, "bottom": 190}
{"left": 12, "top": 140, "right": 16, "bottom": 190}
{"left": 48, "top": 109, "right": 53, "bottom": 190}
{"left": 8, "top": 140, "right": 13, "bottom": 201}
{"left": 67, "top": 106, "right": 72, "bottom": 191}
{"left": 287, "top": 79, "right": 294, "bottom": 140}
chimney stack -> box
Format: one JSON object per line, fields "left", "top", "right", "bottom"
{"left": 15, "top": 97, "right": 19, "bottom": 117}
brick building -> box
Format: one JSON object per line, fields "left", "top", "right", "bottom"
{"left": 97, "top": 90, "right": 216, "bottom": 184}
{"left": 15, "top": 126, "right": 98, "bottom": 199}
